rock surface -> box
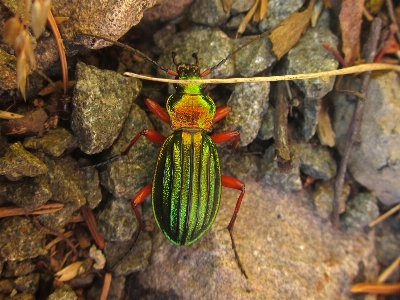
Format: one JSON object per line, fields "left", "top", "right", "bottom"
{"left": 71, "top": 63, "right": 141, "bottom": 155}
{"left": 333, "top": 71, "right": 400, "bottom": 205}
{"left": 126, "top": 180, "right": 377, "bottom": 299}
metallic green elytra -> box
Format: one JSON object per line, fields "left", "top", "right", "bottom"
{"left": 152, "top": 130, "right": 221, "bottom": 245}
{"left": 86, "top": 37, "right": 248, "bottom": 276}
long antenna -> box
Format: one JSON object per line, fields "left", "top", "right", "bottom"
{"left": 79, "top": 33, "right": 178, "bottom": 76}
{"left": 200, "top": 29, "right": 272, "bottom": 77}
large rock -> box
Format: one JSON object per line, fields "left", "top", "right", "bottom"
{"left": 333, "top": 71, "right": 400, "bottom": 205}
{"left": 125, "top": 181, "right": 376, "bottom": 299}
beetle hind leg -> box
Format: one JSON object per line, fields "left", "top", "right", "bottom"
{"left": 111, "top": 183, "right": 152, "bottom": 271}
{"left": 221, "top": 175, "right": 248, "bottom": 279}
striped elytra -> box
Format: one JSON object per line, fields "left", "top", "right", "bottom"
{"left": 152, "top": 129, "right": 221, "bottom": 246}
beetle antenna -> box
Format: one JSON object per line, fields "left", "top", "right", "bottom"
{"left": 172, "top": 52, "right": 179, "bottom": 66}
{"left": 200, "top": 29, "right": 272, "bottom": 77}
{"left": 192, "top": 53, "right": 199, "bottom": 66}
{"left": 79, "top": 33, "right": 178, "bottom": 76}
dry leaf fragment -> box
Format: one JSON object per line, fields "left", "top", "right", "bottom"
{"left": 31, "top": 0, "right": 51, "bottom": 38}
{"left": 55, "top": 261, "right": 84, "bottom": 281}
{"left": 317, "top": 98, "right": 336, "bottom": 147}
{"left": 89, "top": 245, "right": 106, "bottom": 270}
{"left": 3, "top": 16, "right": 23, "bottom": 47}
{"left": 339, "top": 0, "right": 364, "bottom": 65}
{"left": 269, "top": 0, "right": 316, "bottom": 60}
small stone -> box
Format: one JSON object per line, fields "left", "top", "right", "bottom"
{"left": 5, "top": 175, "right": 52, "bottom": 211}
{"left": 99, "top": 103, "right": 159, "bottom": 199}
{"left": 341, "top": 193, "right": 380, "bottom": 229}
{"left": 36, "top": 156, "right": 86, "bottom": 230}
{"left": 333, "top": 71, "right": 400, "bottom": 206}
{"left": 259, "top": 0, "right": 305, "bottom": 31}
{"left": 2, "top": 260, "right": 35, "bottom": 277}
{"left": 97, "top": 197, "right": 139, "bottom": 241}
{"left": 71, "top": 62, "right": 141, "bottom": 154}
{"left": 23, "top": 127, "right": 74, "bottom": 157}
{"left": 0, "top": 142, "right": 48, "bottom": 181}
{"left": 312, "top": 180, "right": 350, "bottom": 219}
{"left": 79, "top": 166, "right": 102, "bottom": 209}
{"left": 257, "top": 106, "right": 275, "bottom": 140}
{"left": 297, "top": 142, "right": 337, "bottom": 180}
{"left": 157, "top": 28, "right": 235, "bottom": 80}
{"left": 260, "top": 143, "right": 302, "bottom": 191}
{"left": 221, "top": 82, "right": 270, "bottom": 146}
{"left": 375, "top": 219, "right": 400, "bottom": 268}
{"left": 4, "top": 293, "right": 35, "bottom": 300}
{"left": 0, "top": 217, "right": 46, "bottom": 261}
{"left": 47, "top": 284, "right": 77, "bottom": 300}
{"left": 111, "top": 233, "right": 152, "bottom": 276}
{"left": 233, "top": 35, "right": 276, "bottom": 77}
{"left": 285, "top": 27, "right": 339, "bottom": 140}
{"left": 189, "top": 0, "right": 229, "bottom": 27}
{"left": 14, "top": 273, "right": 40, "bottom": 294}
{"left": 231, "top": 0, "right": 256, "bottom": 14}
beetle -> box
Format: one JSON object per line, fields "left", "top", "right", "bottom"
{"left": 86, "top": 32, "right": 271, "bottom": 278}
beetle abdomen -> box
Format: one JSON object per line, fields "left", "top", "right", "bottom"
{"left": 152, "top": 130, "right": 221, "bottom": 245}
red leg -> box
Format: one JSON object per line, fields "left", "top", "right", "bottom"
{"left": 213, "top": 106, "right": 231, "bottom": 123}
{"left": 111, "top": 183, "right": 152, "bottom": 271}
{"left": 211, "top": 130, "right": 240, "bottom": 148}
{"left": 144, "top": 98, "right": 170, "bottom": 124}
{"left": 222, "top": 175, "right": 247, "bottom": 278}
{"left": 131, "top": 183, "right": 152, "bottom": 231}
{"left": 120, "top": 129, "right": 165, "bottom": 155}
{"left": 89, "top": 129, "right": 165, "bottom": 168}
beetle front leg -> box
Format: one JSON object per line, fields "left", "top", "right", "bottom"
{"left": 221, "top": 174, "right": 248, "bottom": 279}
{"left": 213, "top": 106, "right": 231, "bottom": 123}
{"left": 211, "top": 130, "right": 240, "bottom": 148}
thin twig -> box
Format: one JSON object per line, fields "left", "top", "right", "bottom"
{"left": 332, "top": 18, "right": 382, "bottom": 228}
{"left": 378, "top": 256, "right": 400, "bottom": 282}
{"left": 32, "top": 217, "right": 77, "bottom": 254}
{"left": 47, "top": 10, "right": 68, "bottom": 95}
{"left": 124, "top": 63, "right": 400, "bottom": 84}
{"left": 44, "top": 231, "right": 74, "bottom": 250}
{"left": 100, "top": 273, "right": 112, "bottom": 300}
{"left": 0, "top": 110, "right": 24, "bottom": 120}
{"left": 274, "top": 80, "right": 292, "bottom": 173}
{"left": 351, "top": 282, "right": 400, "bottom": 294}
{"left": 0, "top": 203, "right": 64, "bottom": 218}
{"left": 369, "top": 203, "right": 400, "bottom": 227}
{"left": 81, "top": 206, "right": 105, "bottom": 249}
{"left": 386, "top": 0, "right": 400, "bottom": 42}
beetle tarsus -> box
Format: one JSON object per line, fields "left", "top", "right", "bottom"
{"left": 228, "top": 229, "right": 248, "bottom": 279}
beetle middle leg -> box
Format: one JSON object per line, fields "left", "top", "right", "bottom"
{"left": 221, "top": 175, "right": 247, "bottom": 279}
{"left": 211, "top": 130, "right": 247, "bottom": 278}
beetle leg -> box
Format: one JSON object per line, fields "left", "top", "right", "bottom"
{"left": 221, "top": 175, "right": 248, "bottom": 279}
{"left": 131, "top": 183, "right": 152, "bottom": 231}
{"left": 86, "top": 129, "right": 166, "bottom": 168}
{"left": 213, "top": 106, "right": 231, "bottom": 123}
{"left": 120, "top": 129, "right": 166, "bottom": 155}
{"left": 211, "top": 130, "right": 240, "bottom": 148}
{"left": 111, "top": 183, "right": 152, "bottom": 271}
{"left": 144, "top": 98, "right": 170, "bottom": 124}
